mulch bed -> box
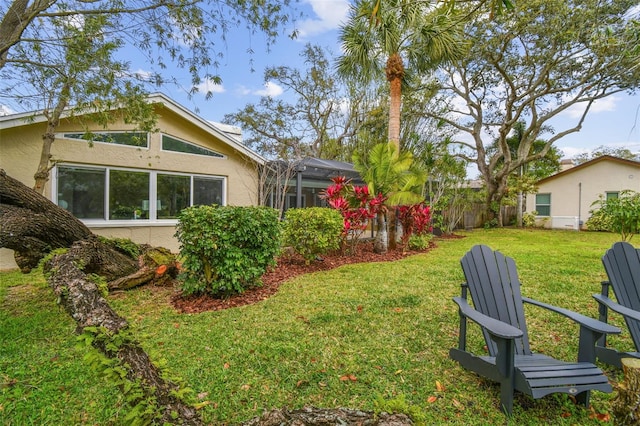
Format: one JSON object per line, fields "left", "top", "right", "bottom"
{"left": 171, "top": 235, "right": 463, "bottom": 314}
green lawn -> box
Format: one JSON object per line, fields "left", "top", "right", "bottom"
{"left": 1, "top": 229, "right": 634, "bottom": 425}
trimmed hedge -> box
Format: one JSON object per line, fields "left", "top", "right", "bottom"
{"left": 175, "top": 205, "right": 281, "bottom": 296}
{"left": 282, "top": 207, "right": 343, "bottom": 264}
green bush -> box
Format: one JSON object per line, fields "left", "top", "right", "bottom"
{"left": 282, "top": 207, "right": 343, "bottom": 264}
{"left": 408, "top": 234, "right": 433, "bottom": 251}
{"left": 175, "top": 205, "right": 281, "bottom": 296}
{"left": 585, "top": 208, "right": 612, "bottom": 232}
{"left": 523, "top": 211, "right": 538, "bottom": 228}
{"left": 589, "top": 190, "right": 640, "bottom": 240}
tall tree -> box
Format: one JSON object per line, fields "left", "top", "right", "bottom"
{"left": 425, "top": 0, "right": 640, "bottom": 225}
{"left": 486, "top": 121, "right": 562, "bottom": 226}
{"left": 1, "top": 14, "right": 156, "bottom": 194}
{"left": 336, "top": 0, "right": 464, "bottom": 149}
{"left": 223, "top": 44, "right": 365, "bottom": 162}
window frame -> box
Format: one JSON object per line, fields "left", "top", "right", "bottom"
{"left": 58, "top": 131, "right": 150, "bottom": 149}
{"left": 53, "top": 164, "right": 226, "bottom": 225}
{"left": 605, "top": 191, "right": 619, "bottom": 201}
{"left": 160, "top": 133, "right": 226, "bottom": 159}
{"left": 535, "top": 193, "right": 551, "bottom": 217}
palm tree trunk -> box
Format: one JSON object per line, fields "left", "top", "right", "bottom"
{"left": 374, "top": 211, "right": 388, "bottom": 254}
{"left": 386, "top": 53, "right": 404, "bottom": 150}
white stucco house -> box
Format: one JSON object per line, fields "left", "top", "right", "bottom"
{"left": 0, "top": 93, "right": 265, "bottom": 270}
{"left": 526, "top": 155, "right": 640, "bottom": 230}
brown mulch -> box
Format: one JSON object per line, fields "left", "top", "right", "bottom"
{"left": 171, "top": 235, "right": 463, "bottom": 315}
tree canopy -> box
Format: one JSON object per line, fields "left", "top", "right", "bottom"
{"left": 425, "top": 0, "right": 640, "bottom": 223}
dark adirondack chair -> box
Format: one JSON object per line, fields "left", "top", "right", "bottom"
{"left": 450, "top": 245, "right": 619, "bottom": 414}
{"left": 594, "top": 241, "right": 640, "bottom": 368}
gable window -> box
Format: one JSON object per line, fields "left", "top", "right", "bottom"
{"left": 535, "top": 193, "right": 551, "bottom": 216}
{"left": 62, "top": 132, "right": 148, "bottom": 148}
{"left": 161, "top": 134, "right": 224, "bottom": 158}
{"left": 55, "top": 165, "right": 225, "bottom": 222}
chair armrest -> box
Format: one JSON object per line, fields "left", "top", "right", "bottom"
{"left": 593, "top": 294, "right": 640, "bottom": 323}
{"left": 453, "top": 297, "right": 523, "bottom": 339}
{"left": 523, "top": 296, "right": 620, "bottom": 335}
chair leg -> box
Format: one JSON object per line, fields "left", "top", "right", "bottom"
{"left": 575, "top": 391, "right": 590, "bottom": 408}
{"left": 500, "top": 376, "right": 514, "bottom": 414}
{"left": 496, "top": 338, "right": 515, "bottom": 414}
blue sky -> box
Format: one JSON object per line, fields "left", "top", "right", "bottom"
{"left": 155, "top": 0, "right": 640, "bottom": 161}
{"left": 2, "top": 0, "right": 639, "bottom": 161}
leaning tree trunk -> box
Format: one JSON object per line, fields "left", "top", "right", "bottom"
{"left": 612, "top": 357, "right": 640, "bottom": 425}
{"left": 243, "top": 406, "right": 412, "bottom": 425}
{"left": 0, "top": 168, "right": 113, "bottom": 272}
{"left": 45, "top": 241, "right": 203, "bottom": 425}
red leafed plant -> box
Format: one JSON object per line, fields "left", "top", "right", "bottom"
{"left": 397, "top": 203, "right": 432, "bottom": 251}
{"left": 322, "top": 176, "right": 386, "bottom": 254}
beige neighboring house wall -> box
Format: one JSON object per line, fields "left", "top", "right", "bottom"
{"left": 526, "top": 155, "right": 640, "bottom": 230}
{"left": 0, "top": 93, "right": 264, "bottom": 270}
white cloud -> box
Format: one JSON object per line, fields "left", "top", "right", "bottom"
{"left": 196, "top": 79, "right": 225, "bottom": 94}
{"left": 561, "top": 95, "right": 620, "bottom": 119}
{"left": 254, "top": 81, "right": 283, "bottom": 97}
{"left": 295, "top": 0, "right": 350, "bottom": 39}
{"left": 0, "top": 104, "right": 16, "bottom": 116}
{"left": 235, "top": 85, "right": 252, "bottom": 96}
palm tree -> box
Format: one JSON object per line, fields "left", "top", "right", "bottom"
{"left": 337, "top": 0, "right": 465, "bottom": 149}
{"left": 353, "top": 143, "right": 426, "bottom": 253}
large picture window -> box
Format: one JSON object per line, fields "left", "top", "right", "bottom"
{"left": 57, "top": 166, "right": 106, "bottom": 219}
{"left": 109, "top": 170, "right": 150, "bottom": 220}
{"left": 157, "top": 174, "right": 191, "bottom": 219}
{"left": 55, "top": 165, "right": 225, "bottom": 222}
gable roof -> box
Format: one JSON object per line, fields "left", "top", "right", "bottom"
{"left": 0, "top": 92, "right": 265, "bottom": 165}
{"left": 536, "top": 155, "right": 640, "bottom": 185}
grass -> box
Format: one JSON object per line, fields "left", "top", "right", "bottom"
{"left": 0, "top": 228, "right": 634, "bottom": 425}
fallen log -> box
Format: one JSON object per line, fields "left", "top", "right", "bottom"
{"left": 242, "top": 406, "right": 413, "bottom": 425}
{"left": 612, "top": 357, "right": 640, "bottom": 425}
{"left": 0, "top": 169, "right": 93, "bottom": 271}
{"left": 44, "top": 241, "right": 202, "bottom": 425}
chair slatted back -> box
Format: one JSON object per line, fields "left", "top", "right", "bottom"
{"left": 461, "top": 245, "right": 532, "bottom": 356}
{"left": 603, "top": 242, "right": 640, "bottom": 350}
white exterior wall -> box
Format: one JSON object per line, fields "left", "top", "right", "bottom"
{"left": 526, "top": 159, "right": 640, "bottom": 229}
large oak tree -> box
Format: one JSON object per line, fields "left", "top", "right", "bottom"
{"left": 425, "top": 0, "right": 640, "bottom": 224}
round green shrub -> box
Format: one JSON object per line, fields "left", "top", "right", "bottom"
{"left": 282, "top": 207, "right": 343, "bottom": 264}
{"left": 408, "top": 234, "right": 433, "bottom": 251}
{"left": 175, "top": 205, "right": 281, "bottom": 296}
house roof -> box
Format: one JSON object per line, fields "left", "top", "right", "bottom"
{"left": 536, "top": 155, "right": 640, "bottom": 184}
{"left": 0, "top": 92, "right": 265, "bottom": 165}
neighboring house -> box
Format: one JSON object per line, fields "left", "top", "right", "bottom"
{"left": 0, "top": 93, "right": 264, "bottom": 270}
{"left": 526, "top": 155, "right": 640, "bottom": 230}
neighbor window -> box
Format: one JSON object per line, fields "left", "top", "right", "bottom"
{"left": 55, "top": 165, "right": 225, "bottom": 222}
{"left": 535, "top": 193, "right": 551, "bottom": 216}
{"left": 62, "top": 132, "right": 148, "bottom": 148}
{"left": 161, "top": 134, "right": 224, "bottom": 158}
{"left": 606, "top": 191, "right": 619, "bottom": 201}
